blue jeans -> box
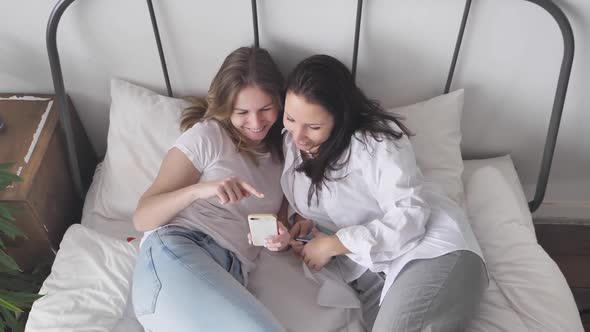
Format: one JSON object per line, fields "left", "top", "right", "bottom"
{"left": 132, "top": 226, "right": 285, "bottom": 332}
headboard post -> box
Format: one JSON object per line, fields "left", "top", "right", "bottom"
{"left": 526, "top": 0, "right": 575, "bottom": 212}
{"left": 351, "top": 0, "right": 364, "bottom": 82}
{"left": 47, "top": 0, "right": 84, "bottom": 198}
{"left": 251, "top": 0, "right": 260, "bottom": 47}
{"left": 444, "top": 0, "right": 574, "bottom": 212}
{"left": 445, "top": 0, "right": 472, "bottom": 94}
{"left": 146, "top": 0, "right": 173, "bottom": 97}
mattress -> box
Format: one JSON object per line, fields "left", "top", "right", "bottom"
{"left": 24, "top": 155, "right": 583, "bottom": 332}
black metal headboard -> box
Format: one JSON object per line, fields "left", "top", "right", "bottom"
{"left": 46, "top": 0, "right": 574, "bottom": 212}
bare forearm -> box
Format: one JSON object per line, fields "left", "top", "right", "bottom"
{"left": 133, "top": 184, "right": 200, "bottom": 232}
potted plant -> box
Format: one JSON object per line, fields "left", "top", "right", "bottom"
{"left": 0, "top": 163, "right": 45, "bottom": 331}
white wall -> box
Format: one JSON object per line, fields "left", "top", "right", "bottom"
{"left": 1, "top": 0, "right": 588, "bottom": 218}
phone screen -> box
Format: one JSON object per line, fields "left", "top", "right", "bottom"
{"left": 248, "top": 214, "right": 278, "bottom": 246}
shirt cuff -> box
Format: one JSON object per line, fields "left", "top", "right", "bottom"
{"left": 335, "top": 226, "right": 375, "bottom": 267}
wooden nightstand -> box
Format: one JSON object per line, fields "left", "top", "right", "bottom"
{"left": 534, "top": 220, "right": 590, "bottom": 331}
{"left": 0, "top": 94, "right": 97, "bottom": 271}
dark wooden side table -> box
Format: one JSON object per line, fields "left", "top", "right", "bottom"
{"left": 534, "top": 220, "right": 590, "bottom": 331}
{"left": 0, "top": 94, "right": 97, "bottom": 271}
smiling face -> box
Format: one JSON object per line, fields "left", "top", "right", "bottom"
{"left": 230, "top": 85, "right": 279, "bottom": 143}
{"left": 283, "top": 92, "right": 335, "bottom": 153}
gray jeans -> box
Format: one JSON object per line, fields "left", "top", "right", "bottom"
{"left": 350, "top": 250, "right": 487, "bottom": 332}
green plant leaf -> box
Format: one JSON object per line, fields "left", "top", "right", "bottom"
{"left": 0, "top": 268, "right": 48, "bottom": 296}
{"left": 0, "top": 291, "right": 41, "bottom": 310}
{"left": 0, "top": 162, "right": 15, "bottom": 170}
{"left": 0, "top": 205, "right": 15, "bottom": 222}
{"left": 0, "top": 278, "right": 37, "bottom": 293}
{"left": 0, "top": 204, "right": 16, "bottom": 213}
{"left": 0, "top": 250, "right": 21, "bottom": 272}
{"left": 0, "top": 216, "right": 25, "bottom": 239}
{"left": 0, "top": 272, "right": 40, "bottom": 292}
{"left": 0, "top": 164, "right": 43, "bottom": 329}
{"left": 11, "top": 319, "right": 26, "bottom": 332}
{"left": 0, "top": 172, "right": 22, "bottom": 182}
{"left": 0, "top": 164, "right": 22, "bottom": 193}
{"left": 0, "top": 296, "right": 22, "bottom": 313}
{"left": 0, "top": 305, "right": 23, "bottom": 332}
{"left": 0, "top": 264, "right": 16, "bottom": 273}
{"left": 0, "top": 310, "right": 7, "bottom": 330}
{"left": 0, "top": 171, "right": 22, "bottom": 184}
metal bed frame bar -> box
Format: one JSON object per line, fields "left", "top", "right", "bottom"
{"left": 146, "top": 0, "right": 173, "bottom": 98}
{"left": 47, "top": 0, "right": 574, "bottom": 212}
{"left": 443, "top": 0, "right": 575, "bottom": 211}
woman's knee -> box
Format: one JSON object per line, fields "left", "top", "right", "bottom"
{"left": 419, "top": 251, "right": 486, "bottom": 331}
{"left": 372, "top": 251, "right": 486, "bottom": 331}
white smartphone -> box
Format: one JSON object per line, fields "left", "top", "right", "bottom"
{"left": 248, "top": 214, "right": 278, "bottom": 246}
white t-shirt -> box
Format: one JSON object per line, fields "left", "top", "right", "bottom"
{"left": 168, "top": 120, "right": 283, "bottom": 272}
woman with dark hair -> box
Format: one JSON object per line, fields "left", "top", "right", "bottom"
{"left": 132, "top": 46, "right": 288, "bottom": 331}
{"left": 282, "top": 54, "right": 488, "bottom": 331}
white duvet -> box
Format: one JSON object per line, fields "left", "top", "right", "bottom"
{"left": 25, "top": 156, "right": 583, "bottom": 332}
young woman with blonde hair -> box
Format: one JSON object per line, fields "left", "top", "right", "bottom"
{"left": 132, "top": 46, "right": 288, "bottom": 331}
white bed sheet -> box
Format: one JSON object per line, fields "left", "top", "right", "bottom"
{"left": 25, "top": 155, "right": 583, "bottom": 332}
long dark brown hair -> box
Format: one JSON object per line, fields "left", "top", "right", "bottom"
{"left": 286, "top": 54, "right": 411, "bottom": 205}
{"left": 180, "top": 46, "right": 285, "bottom": 163}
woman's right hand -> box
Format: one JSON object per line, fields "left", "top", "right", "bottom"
{"left": 195, "top": 176, "right": 264, "bottom": 204}
{"left": 289, "top": 218, "right": 313, "bottom": 257}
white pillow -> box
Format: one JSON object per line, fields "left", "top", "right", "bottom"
{"left": 93, "top": 79, "right": 192, "bottom": 221}
{"left": 389, "top": 89, "right": 465, "bottom": 205}
{"left": 463, "top": 161, "right": 583, "bottom": 332}
{"left": 26, "top": 224, "right": 139, "bottom": 331}
{"left": 94, "top": 80, "right": 465, "bottom": 221}
{"left": 463, "top": 155, "right": 535, "bottom": 234}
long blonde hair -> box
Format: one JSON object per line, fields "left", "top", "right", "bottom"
{"left": 180, "top": 46, "right": 285, "bottom": 163}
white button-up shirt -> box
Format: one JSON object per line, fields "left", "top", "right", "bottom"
{"left": 281, "top": 129, "right": 485, "bottom": 304}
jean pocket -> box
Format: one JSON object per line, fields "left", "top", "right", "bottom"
{"left": 132, "top": 247, "right": 162, "bottom": 316}
{"left": 190, "top": 230, "right": 213, "bottom": 246}
{"left": 227, "top": 251, "right": 244, "bottom": 285}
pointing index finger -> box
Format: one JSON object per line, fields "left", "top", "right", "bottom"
{"left": 239, "top": 180, "right": 264, "bottom": 198}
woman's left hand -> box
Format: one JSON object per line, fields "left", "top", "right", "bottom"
{"left": 263, "top": 222, "right": 291, "bottom": 251}
{"left": 301, "top": 228, "right": 339, "bottom": 271}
